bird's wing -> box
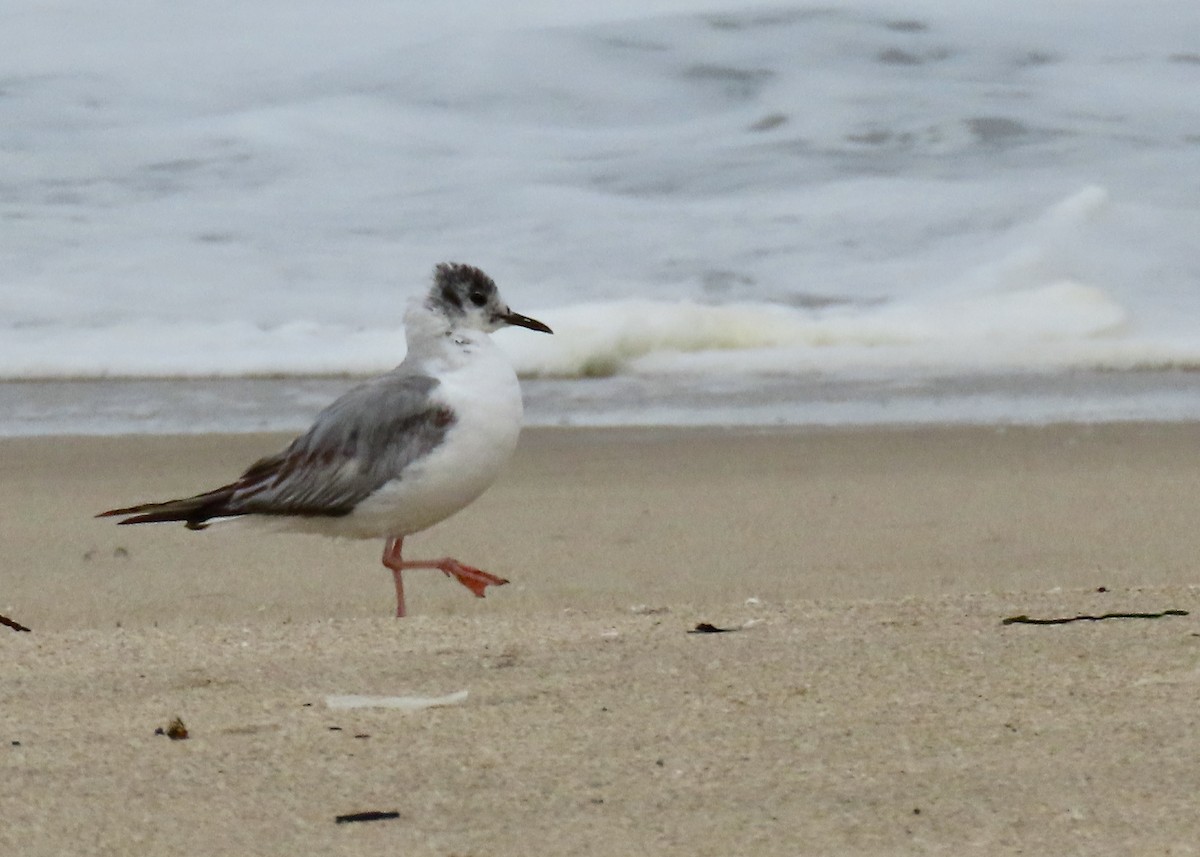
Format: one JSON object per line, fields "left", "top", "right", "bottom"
{"left": 98, "top": 372, "right": 455, "bottom": 527}
{"left": 229, "top": 373, "right": 454, "bottom": 517}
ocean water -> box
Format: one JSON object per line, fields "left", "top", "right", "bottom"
{"left": 3, "top": 1, "right": 1200, "bottom": 432}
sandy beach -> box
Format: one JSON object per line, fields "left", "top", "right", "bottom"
{"left": 3, "top": 424, "right": 1199, "bottom": 854}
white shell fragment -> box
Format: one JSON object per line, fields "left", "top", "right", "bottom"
{"left": 324, "top": 690, "right": 469, "bottom": 710}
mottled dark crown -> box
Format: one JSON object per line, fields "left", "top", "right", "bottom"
{"left": 431, "top": 262, "right": 497, "bottom": 314}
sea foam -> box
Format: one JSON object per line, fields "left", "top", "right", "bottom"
{"left": 3, "top": 1, "right": 1200, "bottom": 427}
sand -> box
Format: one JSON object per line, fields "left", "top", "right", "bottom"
{"left": 2, "top": 424, "right": 1199, "bottom": 855}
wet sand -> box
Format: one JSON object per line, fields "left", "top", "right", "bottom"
{"left": 2, "top": 425, "right": 1199, "bottom": 854}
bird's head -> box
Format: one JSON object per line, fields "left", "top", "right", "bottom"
{"left": 426, "top": 263, "right": 552, "bottom": 335}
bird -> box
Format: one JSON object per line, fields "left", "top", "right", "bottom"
{"left": 97, "top": 262, "right": 552, "bottom": 618}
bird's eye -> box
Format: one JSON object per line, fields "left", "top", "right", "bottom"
{"left": 468, "top": 290, "right": 487, "bottom": 307}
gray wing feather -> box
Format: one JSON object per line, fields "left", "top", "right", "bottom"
{"left": 229, "top": 372, "right": 454, "bottom": 517}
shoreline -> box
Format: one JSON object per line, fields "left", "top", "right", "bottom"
{"left": 5, "top": 369, "right": 1200, "bottom": 435}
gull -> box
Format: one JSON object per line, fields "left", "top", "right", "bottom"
{"left": 98, "top": 262, "right": 552, "bottom": 617}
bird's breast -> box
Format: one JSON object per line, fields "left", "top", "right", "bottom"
{"left": 343, "top": 340, "right": 524, "bottom": 538}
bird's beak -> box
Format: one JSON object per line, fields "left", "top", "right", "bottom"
{"left": 501, "top": 309, "right": 553, "bottom": 334}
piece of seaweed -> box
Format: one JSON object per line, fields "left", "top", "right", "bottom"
{"left": 335, "top": 811, "right": 400, "bottom": 825}
{"left": 688, "top": 622, "right": 738, "bottom": 634}
{"left": 0, "top": 613, "right": 31, "bottom": 633}
{"left": 1002, "top": 609, "right": 1189, "bottom": 626}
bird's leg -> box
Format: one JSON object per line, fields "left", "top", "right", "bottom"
{"left": 381, "top": 538, "right": 509, "bottom": 616}
{"left": 381, "top": 536, "right": 408, "bottom": 618}
{"left": 403, "top": 557, "right": 508, "bottom": 598}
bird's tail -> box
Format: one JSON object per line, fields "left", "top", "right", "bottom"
{"left": 96, "top": 488, "right": 237, "bottom": 530}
